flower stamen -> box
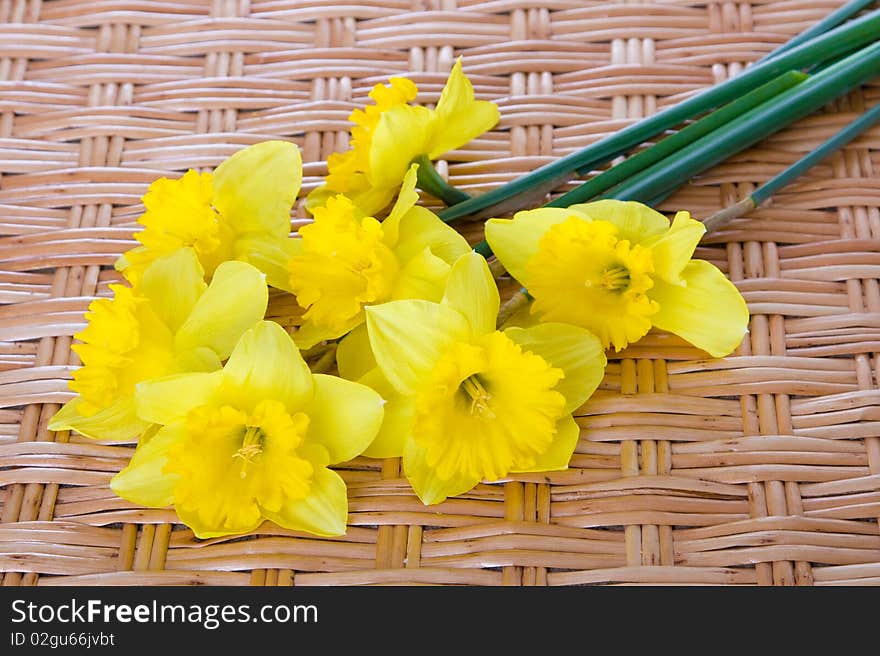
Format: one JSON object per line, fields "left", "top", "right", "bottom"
{"left": 600, "top": 263, "right": 630, "bottom": 292}
{"left": 233, "top": 426, "right": 264, "bottom": 477}
{"left": 524, "top": 217, "right": 658, "bottom": 351}
{"left": 413, "top": 331, "right": 566, "bottom": 484}
{"left": 289, "top": 195, "right": 399, "bottom": 333}
{"left": 459, "top": 375, "right": 495, "bottom": 419}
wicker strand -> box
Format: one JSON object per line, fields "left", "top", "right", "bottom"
{"left": 1, "top": 0, "right": 879, "bottom": 587}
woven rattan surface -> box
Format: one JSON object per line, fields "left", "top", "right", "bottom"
{"left": 1, "top": 0, "right": 880, "bottom": 587}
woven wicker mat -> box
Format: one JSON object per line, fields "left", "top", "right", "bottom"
{"left": 1, "top": 0, "right": 879, "bottom": 587}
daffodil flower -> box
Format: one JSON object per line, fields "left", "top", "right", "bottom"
{"left": 485, "top": 200, "right": 749, "bottom": 357}
{"left": 285, "top": 165, "right": 471, "bottom": 349}
{"left": 110, "top": 320, "right": 384, "bottom": 538}
{"left": 343, "top": 252, "right": 606, "bottom": 505}
{"left": 116, "top": 141, "right": 301, "bottom": 287}
{"left": 49, "top": 248, "right": 268, "bottom": 440}
{"left": 306, "top": 59, "right": 499, "bottom": 216}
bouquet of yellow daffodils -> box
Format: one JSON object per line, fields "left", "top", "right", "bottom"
{"left": 48, "top": 60, "right": 752, "bottom": 539}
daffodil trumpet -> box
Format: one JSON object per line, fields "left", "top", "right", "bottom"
{"left": 307, "top": 58, "right": 499, "bottom": 217}
{"left": 110, "top": 320, "right": 384, "bottom": 538}
{"left": 485, "top": 200, "right": 749, "bottom": 358}
{"left": 338, "top": 252, "right": 607, "bottom": 505}
{"left": 116, "top": 140, "right": 302, "bottom": 290}
{"left": 283, "top": 165, "right": 471, "bottom": 349}
{"left": 48, "top": 248, "right": 268, "bottom": 440}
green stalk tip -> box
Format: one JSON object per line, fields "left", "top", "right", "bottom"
{"left": 413, "top": 154, "right": 471, "bottom": 206}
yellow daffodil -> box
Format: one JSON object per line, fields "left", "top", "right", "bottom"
{"left": 343, "top": 252, "right": 606, "bottom": 505}
{"left": 285, "top": 165, "right": 470, "bottom": 349}
{"left": 485, "top": 200, "right": 749, "bottom": 357}
{"left": 306, "top": 59, "right": 499, "bottom": 216}
{"left": 110, "top": 320, "right": 384, "bottom": 538}
{"left": 49, "top": 248, "right": 268, "bottom": 440}
{"left": 116, "top": 141, "right": 301, "bottom": 287}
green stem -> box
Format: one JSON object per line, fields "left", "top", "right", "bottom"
{"left": 546, "top": 71, "right": 808, "bottom": 208}
{"left": 701, "top": 198, "right": 757, "bottom": 234}
{"left": 474, "top": 240, "right": 493, "bottom": 258}
{"left": 413, "top": 154, "right": 472, "bottom": 205}
{"left": 496, "top": 289, "right": 530, "bottom": 328}
{"left": 700, "top": 100, "right": 880, "bottom": 233}
{"left": 604, "top": 41, "right": 880, "bottom": 204}
{"left": 437, "top": 9, "right": 880, "bottom": 223}
{"left": 308, "top": 343, "right": 338, "bottom": 374}
{"left": 759, "top": 0, "right": 877, "bottom": 62}
{"left": 474, "top": 42, "right": 880, "bottom": 259}
{"left": 419, "top": 2, "right": 863, "bottom": 214}
{"left": 753, "top": 102, "right": 880, "bottom": 205}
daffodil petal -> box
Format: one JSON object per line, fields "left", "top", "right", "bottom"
{"left": 645, "top": 211, "right": 705, "bottom": 285}
{"left": 336, "top": 324, "right": 376, "bottom": 381}
{"left": 174, "top": 260, "right": 268, "bottom": 359}
{"left": 109, "top": 422, "right": 184, "bottom": 507}
{"left": 366, "top": 299, "right": 470, "bottom": 396}
{"left": 369, "top": 104, "right": 432, "bottom": 188}
{"left": 391, "top": 246, "right": 450, "bottom": 303}
{"left": 212, "top": 140, "right": 302, "bottom": 236}
{"left": 568, "top": 199, "right": 669, "bottom": 244}
{"left": 292, "top": 314, "right": 361, "bottom": 351}
{"left": 304, "top": 184, "right": 336, "bottom": 213}
{"left": 650, "top": 259, "right": 749, "bottom": 358}
{"left": 262, "top": 467, "right": 348, "bottom": 537}
{"left": 220, "top": 320, "right": 314, "bottom": 413}
{"left": 174, "top": 346, "right": 222, "bottom": 373}
{"left": 403, "top": 438, "right": 480, "bottom": 505}
{"left": 381, "top": 164, "right": 420, "bottom": 247}
{"left": 114, "top": 245, "right": 152, "bottom": 286}
{"left": 234, "top": 234, "right": 300, "bottom": 293}
{"left": 505, "top": 322, "right": 606, "bottom": 413}
{"left": 364, "top": 405, "right": 412, "bottom": 458}
{"left": 348, "top": 184, "right": 398, "bottom": 219}
{"left": 138, "top": 247, "right": 206, "bottom": 333}
{"left": 510, "top": 415, "right": 579, "bottom": 473}
{"left": 48, "top": 396, "right": 148, "bottom": 441}
{"left": 393, "top": 205, "right": 470, "bottom": 264}
{"left": 442, "top": 251, "right": 499, "bottom": 335}
{"left": 177, "top": 507, "right": 263, "bottom": 540}
{"left": 485, "top": 208, "right": 576, "bottom": 284}
{"left": 134, "top": 371, "right": 223, "bottom": 426}
{"left": 114, "top": 248, "right": 136, "bottom": 276}
{"left": 426, "top": 59, "right": 500, "bottom": 157}
{"left": 358, "top": 367, "right": 413, "bottom": 459}
{"left": 302, "top": 373, "right": 384, "bottom": 465}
